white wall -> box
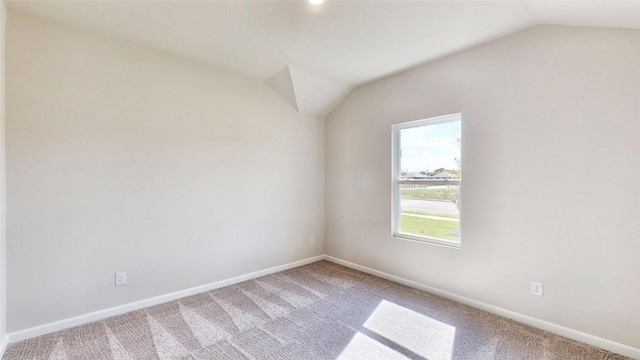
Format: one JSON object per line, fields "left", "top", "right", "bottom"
{"left": 325, "top": 25, "right": 640, "bottom": 349}
{"left": 0, "top": 0, "right": 7, "bottom": 344}
{"left": 5, "top": 11, "right": 324, "bottom": 332}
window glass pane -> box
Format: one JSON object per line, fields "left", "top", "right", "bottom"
{"left": 400, "top": 183, "right": 459, "bottom": 242}
{"left": 399, "top": 121, "right": 461, "bottom": 180}
{"left": 396, "top": 118, "right": 461, "bottom": 243}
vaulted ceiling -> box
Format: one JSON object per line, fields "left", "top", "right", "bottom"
{"left": 6, "top": 0, "right": 640, "bottom": 117}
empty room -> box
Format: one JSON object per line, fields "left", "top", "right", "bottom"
{"left": 0, "top": 0, "right": 638, "bottom": 359}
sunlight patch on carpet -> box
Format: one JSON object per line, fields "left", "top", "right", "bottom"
{"left": 336, "top": 332, "right": 409, "bottom": 360}
{"left": 364, "top": 300, "right": 455, "bottom": 360}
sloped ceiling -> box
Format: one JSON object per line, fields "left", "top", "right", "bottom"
{"left": 266, "top": 65, "right": 352, "bottom": 118}
{"left": 6, "top": 0, "right": 640, "bottom": 117}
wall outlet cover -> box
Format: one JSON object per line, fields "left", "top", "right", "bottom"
{"left": 531, "top": 281, "right": 543, "bottom": 297}
{"left": 116, "top": 271, "right": 127, "bottom": 286}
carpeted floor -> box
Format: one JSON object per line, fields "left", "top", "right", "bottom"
{"left": 3, "top": 260, "right": 630, "bottom": 359}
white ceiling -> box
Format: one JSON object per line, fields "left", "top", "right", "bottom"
{"left": 6, "top": 0, "right": 640, "bottom": 116}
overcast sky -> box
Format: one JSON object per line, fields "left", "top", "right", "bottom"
{"left": 400, "top": 120, "right": 461, "bottom": 173}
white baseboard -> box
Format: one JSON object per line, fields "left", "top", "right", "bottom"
{"left": 0, "top": 335, "right": 8, "bottom": 358}
{"left": 5, "top": 255, "right": 325, "bottom": 345}
{"left": 325, "top": 255, "right": 640, "bottom": 360}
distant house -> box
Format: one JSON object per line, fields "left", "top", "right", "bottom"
{"left": 431, "top": 171, "right": 454, "bottom": 179}
{"left": 401, "top": 172, "right": 429, "bottom": 180}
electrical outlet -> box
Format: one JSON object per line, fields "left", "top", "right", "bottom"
{"left": 309, "top": 236, "right": 315, "bottom": 246}
{"left": 115, "top": 271, "right": 127, "bottom": 286}
{"left": 531, "top": 282, "right": 543, "bottom": 297}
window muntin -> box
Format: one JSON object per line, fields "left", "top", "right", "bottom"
{"left": 392, "top": 114, "right": 462, "bottom": 247}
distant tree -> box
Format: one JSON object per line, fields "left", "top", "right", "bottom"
{"left": 454, "top": 138, "right": 461, "bottom": 177}
{"left": 428, "top": 168, "right": 446, "bottom": 177}
{"left": 419, "top": 171, "right": 428, "bottom": 175}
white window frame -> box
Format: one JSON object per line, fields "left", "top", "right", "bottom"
{"left": 391, "top": 113, "right": 462, "bottom": 248}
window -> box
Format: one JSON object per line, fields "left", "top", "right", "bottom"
{"left": 392, "top": 113, "right": 462, "bottom": 247}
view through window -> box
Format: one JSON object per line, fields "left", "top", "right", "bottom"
{"left": 392, "top": 114, "right": 461, "bottom": 246}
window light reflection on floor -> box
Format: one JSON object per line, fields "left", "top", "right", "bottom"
{"left": 337, "top": 332, "right": 409, "bottom": 360}
{"left": 363, "top": 300, "right": 456, "bottom": 360}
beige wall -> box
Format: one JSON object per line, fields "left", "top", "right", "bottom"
{"left": 5, "top": 11, "right": 325, "bottom": 332}
{"left": 1, "top": 0, "right": 6, "bottom": 342}
{"left": 325, "top": 25, "right": 640, "bottom": 348}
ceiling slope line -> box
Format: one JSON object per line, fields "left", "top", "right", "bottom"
{"left": 266, "top": 65, "right": 353, "bottom": 118}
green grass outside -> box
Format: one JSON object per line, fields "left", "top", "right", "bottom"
{"left": 402, "top": 211, "right": 459, "bottom": 219}
{"left": 400, "top": 215, "right": 459, "bottom": 242}
{"left": 401, "top": 188, "right": 457, "bottom": 202}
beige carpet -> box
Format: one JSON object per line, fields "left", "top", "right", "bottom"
{"left": 3, "top": 261, "right": 630, "bottom": 359}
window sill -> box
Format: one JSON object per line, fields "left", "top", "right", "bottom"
{"left": 392, "top": 233, "right": 461, "bottom": 249}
